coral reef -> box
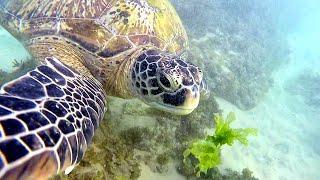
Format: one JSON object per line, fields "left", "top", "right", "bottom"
{"left": 189, "top": 168, "right": 258, "bottom": 180}
{"left": 51, "top": 94, "right": 220, "bottom": 179}
{"left": 178, "top": 166, "right": 258, "bottom": 180}
{"left": 104, "top": 94, "right": 220, "bottom": 175}
{"left": 0, "top": 69, "right": 8, "bottom": 85}
{"left": 171, "top": 0, "right": 290, "bottom": 110}
{"left": 285, "top": 71, "right": 320, "bottom": 107}
{"left": 52, "top": 121, "right": 141, "bottom": 180}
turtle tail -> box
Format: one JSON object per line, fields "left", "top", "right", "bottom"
{"left": 0, "top": 57, "right": 106, "bottom": 180}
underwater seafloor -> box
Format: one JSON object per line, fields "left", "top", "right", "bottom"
{"left": 0, "top": 0, "right": 320, "bottom": 180}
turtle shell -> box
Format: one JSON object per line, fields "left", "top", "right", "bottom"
{"left": 0, "top": 0, "right": 188, "bottom": 58}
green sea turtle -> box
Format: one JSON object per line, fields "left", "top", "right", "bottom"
{"left": 0, "top": 0, "right": 206, "bottom": 179}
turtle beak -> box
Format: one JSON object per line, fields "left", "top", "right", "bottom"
{"left": 179, "top": 89, "right": 201, "bottom": 114}
{"left": 161, "top": 85, "right": 202, "bottom": 115}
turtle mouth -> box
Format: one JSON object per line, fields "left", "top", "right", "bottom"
{"left": 144, "top": 87, "right": 200, "bottom": 115}
{"left": 148, "top": 102, "right": 196, "bottom": 115}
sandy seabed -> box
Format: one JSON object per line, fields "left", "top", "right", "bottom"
{"left": 218, "top": 88, "right": 320, "bottom": 180}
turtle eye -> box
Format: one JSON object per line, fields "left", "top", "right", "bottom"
{"left": 159, "top": 73, "right": 171, "bottom": 90}
{"left": 158, "top": 72, "right": 180, "bottom": 92}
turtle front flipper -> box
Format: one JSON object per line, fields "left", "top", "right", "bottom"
{"left": 0, "top": 57, "right": 106, "bottom": 180}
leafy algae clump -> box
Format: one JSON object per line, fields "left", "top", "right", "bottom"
{"left": 183, "top": 112, "right": 258, "bottom": 176}
{"left": 183, "top": 140, "right": 221, "bottom": 175}
{"left": 210, "top": 112, "right": 258, "bottom": 146}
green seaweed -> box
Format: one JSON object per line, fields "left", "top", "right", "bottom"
{"left": 183, "top": 112, "right": 257, "bottom": 176}
{"left": 209, "top": 112, "right": 258, "bottom": 146}
{"left": 183, "top": 140, "right": 221, "bottom": 176}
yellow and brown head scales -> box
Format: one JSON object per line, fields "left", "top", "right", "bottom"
{"left": 129, "top": 49, "right": 205, "bottom": 115}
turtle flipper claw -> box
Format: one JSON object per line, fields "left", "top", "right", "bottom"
{"left": 0, "top": 57, "right": 106, "bottom": 180}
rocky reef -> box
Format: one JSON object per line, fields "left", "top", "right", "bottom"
{"left": 51, "top": 94, "right": 259, "bottom": 180}
{"left": 172, "top": 0, "right": 290, "bottom": 110}
{"left": 50, "top": 94, "right": 220, "bottom": 180}
{"left": 52, "top": 119, "right": 141, "bottom": 180}
{"left": 285, "top": 71, "right": 320, "bottom": 108}
{"left": 180, "top": 167, "right": 258, "bottom": 180}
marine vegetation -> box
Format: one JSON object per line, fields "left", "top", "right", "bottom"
{"left": 183, "top": 112, "right": 258, "bottom": 176}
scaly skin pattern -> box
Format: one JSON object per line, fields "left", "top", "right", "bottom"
{"left": 0, "top": 0, "right": 188, "bottom": 97}
{"left": 0, "top": 57, "right": 106, "bottom": 180}
{"left": 0, "top": 0, "right": 187, "bottom": 52}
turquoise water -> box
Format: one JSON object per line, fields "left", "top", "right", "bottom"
{"left": 215, "top": 1, "right": 320, "bottom": 179}
{"left": 0, "top": 1, "right": 320, "bottom": 180}
{"left": 0, "top": 26, "right": 29, "bottom": 72}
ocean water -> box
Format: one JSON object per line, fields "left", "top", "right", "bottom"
{"left": 0, "top": 26, "right": 29, "bottom": 72}
{"left": 0, "top": 1, "right": 319, "bottom": 180}
{"left": 215, "top": 1, "right": 320, "bottom": 179}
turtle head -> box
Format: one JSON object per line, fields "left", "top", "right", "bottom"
{"left": 130, "top": 49, "right": 206, "bottom": 115}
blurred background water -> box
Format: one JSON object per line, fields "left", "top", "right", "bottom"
{"left": 211, "top": 0, "right": 320, "bottom": 179}
{"left": 0, "top": 26, "right": 29, "bottom": 72}
{"left": 0, "top": 0, "right": 319, "bottom": 180}
{"left": 213, "top": 1, "right": 320, "bottom": 179}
